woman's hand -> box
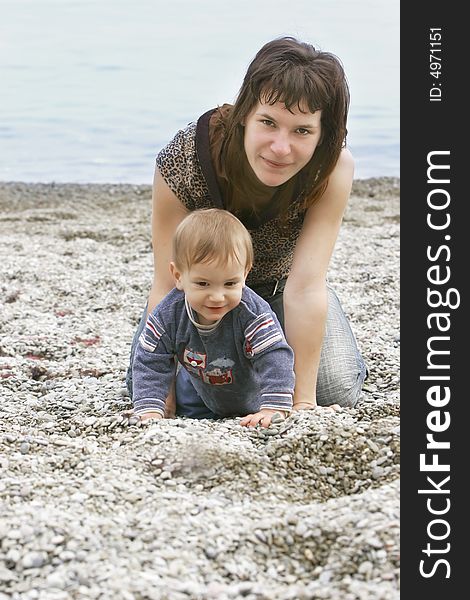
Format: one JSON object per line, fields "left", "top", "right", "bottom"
{"left": 239, "top": 408, "right": 287, "bottom": 428}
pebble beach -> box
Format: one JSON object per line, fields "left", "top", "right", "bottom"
{"left": 0, "top": 178, "right": 400, "bottom": 600}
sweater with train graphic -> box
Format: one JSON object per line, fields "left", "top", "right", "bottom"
{"left": 132, "top": 287, "right": 295, "bottom": 417}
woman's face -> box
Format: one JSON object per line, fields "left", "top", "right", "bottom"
{"left": 243, "top": 99, "right": 322, "bottom": 187}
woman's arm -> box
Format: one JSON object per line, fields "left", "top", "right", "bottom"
{"left": 147, "top": 166, "right": 189, "bottom": 417}
{"left": 147, "top": 166, "right": 189, "bottom": 314}
{"left": 283, "top": 148, "right": 354, "bottom": 408}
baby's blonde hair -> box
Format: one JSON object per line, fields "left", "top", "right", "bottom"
{"left": 172, "top": 209, "right": 254, "bottom": 272}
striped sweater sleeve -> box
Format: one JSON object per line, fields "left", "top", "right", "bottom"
{"left": 132, "top": 312, "right": 175, "bottom": 416}
{"left": 244, "top": 313, "right": 295, "bottom": 413}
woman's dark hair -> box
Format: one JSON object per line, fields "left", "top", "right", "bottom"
{"left": 218, "top": 36, "right": 350, "bottom": 218}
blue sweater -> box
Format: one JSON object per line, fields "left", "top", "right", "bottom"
{"left": 132, "top": 286, "right": 295, "bottom": 417}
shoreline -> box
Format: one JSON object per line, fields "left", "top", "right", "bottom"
{"left": 0, "top": 175, "right": 400, "bottom": 188}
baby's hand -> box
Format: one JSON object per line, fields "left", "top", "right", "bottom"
{"left": 120, "top": 409, "right": 163, "bottom": 426}
{"left": 239, "top": 408, "right": 287, "bottom": 429}
{"left": 139, "top": 411, "right": 163, "bottom": 422}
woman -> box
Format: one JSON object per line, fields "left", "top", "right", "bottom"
{"left": 127, "top": 36, "right": 367, "bottom": 419}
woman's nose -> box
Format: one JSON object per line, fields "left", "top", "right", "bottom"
{"left": 270, "top": 133, "right": 291, "bottom": 157}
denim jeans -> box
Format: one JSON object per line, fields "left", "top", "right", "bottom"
{"left": 125, "top": 284, "right": 367, "bottom": 415}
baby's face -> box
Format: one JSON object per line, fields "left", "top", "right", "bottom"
{"left": 174, "top": 257, "right": 248, "bottom": 325}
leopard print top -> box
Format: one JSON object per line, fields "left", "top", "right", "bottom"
{"left": 156, "top": 119, "right": 309, "bottom": 287}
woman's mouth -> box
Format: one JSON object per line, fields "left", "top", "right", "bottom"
{"left": 262, "top": 157, "right": 290, "bottom": 168}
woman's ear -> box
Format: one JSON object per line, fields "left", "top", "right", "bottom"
{"left": 169, "top": 262, "right": 183, "bottom": 290}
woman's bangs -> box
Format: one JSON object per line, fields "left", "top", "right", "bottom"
{"left": 259, "top": 73, "right": 326, "bottom": 114}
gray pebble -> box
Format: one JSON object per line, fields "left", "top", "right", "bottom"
{"left": 20, "top": 442, "right": 30, "bottom": 454}
{"left": 22, "top": 551, "right": 48, "bottom": 569}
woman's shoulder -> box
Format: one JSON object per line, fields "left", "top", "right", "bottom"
{"left": 333, "top": 147, "right": 355, "bottom": 179}
{"left": 156, "top": 103, "right": 232, "bottom": 166}
{"left": 156, "top": 120, "right": 198, "bottom": 167}
{"left": 326, "top": 147, "right": 355, "bottom": 201}
{"left": 155, "top": 119, "right": 210, "bottom": 210}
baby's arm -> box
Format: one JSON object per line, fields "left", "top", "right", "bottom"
{"left": 132, "top": 312, "right": 176, "bottom": 420}
{"left": 241, "top": 312, "right": 296, "bottom": 426}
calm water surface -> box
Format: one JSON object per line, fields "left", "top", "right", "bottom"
{"left": 0, "top": 0, "right": 399, "bottom": 183}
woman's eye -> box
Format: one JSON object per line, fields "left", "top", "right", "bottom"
{"left": 261, "top": 119, "right": 275, "bottom": 127}
{"left": 297, "top": 128, "right": 310, "bottom": 136}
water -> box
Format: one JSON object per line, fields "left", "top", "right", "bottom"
{"left": 0, "top": 0, "right": 399, "bottom": 183}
